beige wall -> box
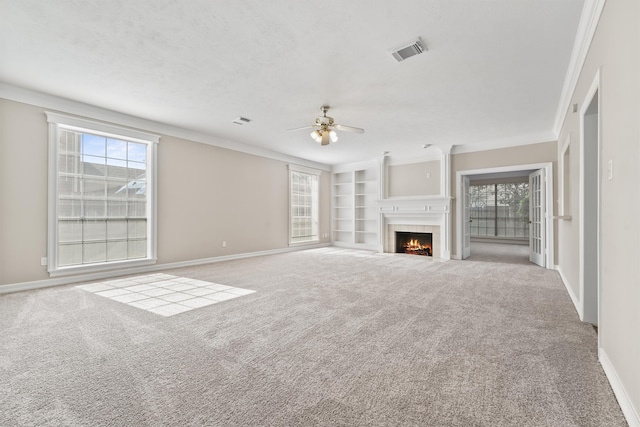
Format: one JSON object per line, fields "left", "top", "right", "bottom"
{"left": 0, "top": 100, "right": 49, "bottom": 285}
{"left": 0, "top": 98, "right": 331, "bottom": 287}
{"left": 450, "top": 141, "right": 558, "bottom": 258}
{"left": 157, "top": 136, "right": 288, "bottom": 263}
{"left": 557, "top": 0, "right": 640, "bottom": 420}
{"left": 387, "top": 160, "right": 441, "bottom": 197}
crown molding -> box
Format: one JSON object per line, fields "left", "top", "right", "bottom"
{"left": 385, "top": 154, "right": 443, "bottom": 166}
{"left": 331, "top": 158, "right": 379, "bottom": 173}
{"left": 552, "top": 0, "right": 607, "bottom": 135}
{"left": 451, "top": 131, "right": 556, "bottom": 155}
{"left": 0, "top": 83, "right": 331, "bottom": 172}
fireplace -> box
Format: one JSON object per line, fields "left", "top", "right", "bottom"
{"left": 377, "top": 197, "right": 451, "bottom": 260}
{"left": 395, "top": 232, "right": 433, "bottom": 256}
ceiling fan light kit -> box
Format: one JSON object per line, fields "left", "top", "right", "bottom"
{"left": 310, "top": 129, "right": 338, "bottom": 145}
{"left": 288, "top": 105, "right": 364, "bottom": 146}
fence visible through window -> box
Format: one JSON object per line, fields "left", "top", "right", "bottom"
{"left": 469, "top": 183, "right": 529, "bottom": 238}
{"left": 57, "top": 130, "right": 149, "bottom": 266}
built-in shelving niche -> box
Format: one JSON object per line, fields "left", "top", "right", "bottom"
{"left": 332, "top": 163, "right": 379, "bottom": 250}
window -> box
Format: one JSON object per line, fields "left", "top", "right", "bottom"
{"left": 469, "top": 182, "right": 529, "bottom": 238}
{"left": 46, "top": 113, "right": 159, "bottom": 276}
{"left": 289, "top": 165, "right": 320, "bottom": 245}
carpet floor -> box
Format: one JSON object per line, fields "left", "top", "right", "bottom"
{"left": 0, "top": 245, "right": 627, "bottom": 426}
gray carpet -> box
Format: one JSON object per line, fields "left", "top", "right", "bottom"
{"left": 0, "top": 246, "right": 627, "bottom": 426}
{"left": 469, "top": 241, "right": 532, "bottom": 265}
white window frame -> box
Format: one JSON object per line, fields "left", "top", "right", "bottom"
{"left": 46, "top": 112, "right": 159, "bottom": 276}
{"left": 288, "top": 164, "right": 321, "bottom": 246}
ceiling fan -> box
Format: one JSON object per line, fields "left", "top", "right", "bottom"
{"left": 288, "top": 106, "right": 364, "bottom": 146}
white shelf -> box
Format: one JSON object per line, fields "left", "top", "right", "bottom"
{"left": 332, "top": 166, "right": 378, "bottom": 248}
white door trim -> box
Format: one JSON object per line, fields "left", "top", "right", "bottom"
{"left": 455, "top": 162, "right": 554, "bottom": 268}
{"left": 578, "top": 69, "right": 601, "bottom": 326}
{"left": 462, "top": 176, "right": 471, "bottom": 259}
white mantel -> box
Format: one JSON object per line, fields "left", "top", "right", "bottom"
{"left": 377, "top": 197, "right": 452, "bottom": 260}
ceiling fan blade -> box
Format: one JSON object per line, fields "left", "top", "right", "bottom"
{"left": 334, "top": 124, "right": 365, "bottom": 134}
{"left": 287, "top": 125, "right": 316, "bottom": 132}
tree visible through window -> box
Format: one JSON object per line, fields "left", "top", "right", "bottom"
{"left": 469, "top": 183, "right": 529, "bottom": 238}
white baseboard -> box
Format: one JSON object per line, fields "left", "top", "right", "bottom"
{"left": 0, "top": 243, "right": 330, "bottom": 295}
{"left": 557, "top": 267, "right": 582, "bottom": 319}
{"left": 600, "top": 348, "right": 640, "bottom": 427}
{"left": 331, "top": 241, "right": 378, "bottom": 251}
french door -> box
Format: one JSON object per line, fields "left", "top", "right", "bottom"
{"left": 529, "top": 170, "right": 545, "bottom": 267}
{"left": 462, "top": 176, "right": 471, "bottom": 259}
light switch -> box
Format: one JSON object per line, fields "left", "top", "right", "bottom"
{"left": 608, "top": 160, "right": 613, "bottom": 180}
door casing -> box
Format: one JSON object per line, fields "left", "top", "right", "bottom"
{"left": 455, "top": 162, "right": 554, "bottom": 268}
{"left": 462, "top": 176, "right": 471, "bottom": 259}
{"left": 579, "top": 70, "right": 601, "bottom": 326}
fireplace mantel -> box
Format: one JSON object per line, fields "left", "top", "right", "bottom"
{"left": 377, "top": 197, "right": 452, "bottom": 260}
{"left": 377, "top": 196, "right": 451, "bottom": 215}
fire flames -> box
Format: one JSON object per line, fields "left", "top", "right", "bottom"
{"left": 404, "top": 239, "right": 428, "bottom": 250}
{"left": 403, "top": 239, "right": 432, "bottom": 256}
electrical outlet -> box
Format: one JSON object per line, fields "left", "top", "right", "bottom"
{"left": 40, "top": 257, "right": 47, "bottom": 266}
{"left": 222, "top": 241, "right": 227, "bottom": 248}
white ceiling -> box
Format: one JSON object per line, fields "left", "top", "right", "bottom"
{"left": 0, "top": 0, "right": 585, "bottom": 166}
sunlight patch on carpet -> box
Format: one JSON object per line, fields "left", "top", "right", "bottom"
{"left": 76, "top": 273, "right": 255, "bottom": 317}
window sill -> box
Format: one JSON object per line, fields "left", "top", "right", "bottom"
{"left": 49, "top": 258, "right": 157, "bottom": 278}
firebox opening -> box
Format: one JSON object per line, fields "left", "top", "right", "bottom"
{"left": 395, "top": 232, "right": 433, "bottom": 256}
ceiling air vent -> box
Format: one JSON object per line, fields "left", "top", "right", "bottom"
{"left": 232, "top": 117, "right": 252, "bottom": 125}
{"left": 389, "top": 38, "right": 426, "bottom": 62}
